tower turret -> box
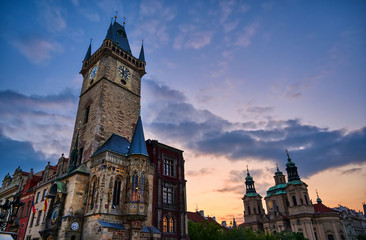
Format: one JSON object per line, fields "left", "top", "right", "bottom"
{"left": 274, "top": 164, "right": 286, "bottom": 185}
{"left": 285, "top": 150, "right": 300, "bottom": 182}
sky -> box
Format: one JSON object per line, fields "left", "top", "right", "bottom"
{"left": 0, "top": 0, "right": 365, "bottom": 225}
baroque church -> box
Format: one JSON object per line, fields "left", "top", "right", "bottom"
{"left": 0, "top": 18, "right": 188, "bottom": 240}
{"left": 242, "top": 151, "right": 346, "bottom": 240}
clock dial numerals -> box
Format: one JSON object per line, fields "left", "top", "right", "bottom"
{"left": 89, "top": 65, "right": 98, "bottom": 79}
{"left": 118, "top": 65, "right": 131, "bottom": 81}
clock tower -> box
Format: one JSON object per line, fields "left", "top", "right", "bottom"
{"left": 69, "top": 19, "right": 146, "bottom": 167}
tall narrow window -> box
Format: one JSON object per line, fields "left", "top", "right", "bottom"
{"left": 163, "top": 158, "right": 174, "bottom": 176}
{"left": 163, "top": 186, "right": 174, "bottom": 204}
{"left": 247, "top": 206, "right": 251, "bottom": 215}
{"left": 304, "top": 195, "right": 309, "bottom": 205}
{"left": 113, "top": 178, "right": 121, "bottom": 207}
{"left": 90, "top": 180, "right": 96, "bottom": 209}
{"left": 84, "top": 106, "right": 90, "bottom": 124}
{"left": 78, "top": 147, "right": 84, "bottom": 165}
{"left": 163, "top": 217, "right": 168, "bottom": 232}
{"left": 42, "top": 189, "right": 47, "bottom": 201}
{"left": 140, "top": 173, "right": 145, "bottom": 202}
{"left": 169, "top": 218, "right": 174, "bottom": 233}
{"left": 36, "top": 192, "right": 40, "bottom": 203}
{"left": 36, "top": 210, "right": 42, "bottom": 226}
{"left": 292, "top": 195, "right": 297, "bottom": 206}
{"left": 131, "top": 172, "right": 138, "bottom": 202}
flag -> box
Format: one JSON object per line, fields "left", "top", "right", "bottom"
{"left": 31, "top": 200, "right": 36, "bottom": 214}
{"left": 43, "top": 198, "right": 48, "bottom": 211}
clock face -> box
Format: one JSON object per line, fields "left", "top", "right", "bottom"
{"left": 50, "top": 208, "right": 59, "bottom": 225}
{"left": 71, "top": 221, "right": 79, "bottom": 230}
{"left": 118, "top": 65, "right": 131, "bottom": 80}
{"left": 89, "top": 65, "right": 98, "bottom": 79}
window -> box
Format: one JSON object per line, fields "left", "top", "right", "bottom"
{"left": 327, "top": 235, "right": 334, "bottom": 240}
{"left": 163, "top": 158, "right": 174, "bottom": 177}
{"left": 163, "top": 217, "right": 168, "bottom": 232}
{"left": 304, "top": 194, "right": 309, "bottom": 205}
{"left": 247, "top": 206, "right": 251, "bottom": 215}
{"left": 163, "top": 217, "right": 174, "bottom": 233}
{"left": 79, "top": 147, "right": 84, "bottom": 165}
{"left": 169, "top": 218, "right": 174, "bottom": 233}
{"left": 84, "top": 106, "right": 90, "bottom": 124}
{"left": 29, "top": 212, "right": 34, "bottom": 227}
{"left": 163, "top": 186, "right": 174, "bottom": 204}
{"left": 292, "top": 195, "right": 297, "bottom": 206}
{"left": 113, "top": 177, "right": 121, "bottom": 207}
{"left": 90, "top": 180, "right": 96, "bottom": 210}
{"left": 131, "top": 172, "right": 138, "bottom": 202}
{"left": 27, "top": 201, "right": 32, "bottom": 215}
{"left": 36, "top": 192, "right": 40, "bottom": 203}
{"left": 140, "top": 173, "right": 145, "bottom": 202}
{"left": 36, "top": 210, "right": 42, "bottom": 226}
{"left": 42, "top": 189, "right": 47, "bottom": 201}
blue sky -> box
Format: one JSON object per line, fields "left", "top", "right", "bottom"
{"left": 0, "top": 0, "right": 365, "bottom": 222}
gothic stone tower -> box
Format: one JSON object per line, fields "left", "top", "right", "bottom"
{"left": 69, "top": 19, "right": 146, "bottom": 167}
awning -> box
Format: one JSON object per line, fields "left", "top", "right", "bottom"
{"left": 98, "top": 220, "right": 126, "bottom": 230}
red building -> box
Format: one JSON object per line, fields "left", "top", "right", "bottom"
{"left": 146, "top": 139, "right": 189, "bottom": 240}
{"left": 7, "top": 169, "right": 42, "bottom": 240}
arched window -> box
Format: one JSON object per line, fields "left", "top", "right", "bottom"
{"left": 131, "top": 172, "right": 138, "bottom": 202}
{"left": 304, "top": 194, "right": 309, "bottom": 205}
{"left": 113, "top": 177, "right": 121, "bottom": 207}
{"left": 169, "top": 218, "right": 174, "bottom": 233}
{"left": 163, "top": 217, "right": 168, "bottom": 232}
{"left": 90, "top": 179, "right": 96, "bottom": 209}
{"left": 247, "top": 206, "right": 251, "bottom": 215}
{"left": 140, "top": 173, "right": 145, "bottom": 202}
{"left": 292, "top": 195, "right": 297, "bottom": 206}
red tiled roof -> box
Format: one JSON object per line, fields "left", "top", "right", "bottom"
{"left": 187, "top": 211, "right": 206, "bottom": 223}
{"left": 314, "top": 203, "right": 337, "bottom": 213}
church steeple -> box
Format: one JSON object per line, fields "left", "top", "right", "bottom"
{"left": 274, "top": 164, "right": 286, "bottom": 185}
{"left": 285, "top": 150, "right": 300, "bottom": 182}
{"left": 83, "top": 40, "right": 92, "bottom": 61}
{"left": 104, "top": 20, "right": 131, "bottom": 54}
{"left": 128, "top": 115, "right": 148, "bottom": 156}
{"left": 245, "top": 167, "right": 257, "bottom": 194}
{"left": 138, "top": 41, "right": 145, "bottom": 62}
{"left": 316, "top": 190, "right": 322, "bottom": 203}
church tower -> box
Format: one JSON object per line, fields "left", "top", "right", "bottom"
{"left": 69, "top": 18, "right": 146, "bottom": 167}
{"left": 242, "top": 167, "right": 264, "bottom": 231}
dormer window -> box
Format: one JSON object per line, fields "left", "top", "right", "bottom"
{"left": 117, "top": 30, "right": 126, "bottom": 38}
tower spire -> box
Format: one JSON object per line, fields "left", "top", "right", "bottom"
{"left": 316, "top": 189, "right": 322, "bottom": 203}
{"left": 245, "top": 166, "right": 257, "bottom": 194}
{"left": 285, "top": 149, "right": 300, "bottom": 182}
{"left": 128, "top": 114, "right": 148, "bottom": 156}
{"left": 138, "top": 40, "right": 145, "bottom": 62}
{"left": 83, "top": 39, "right": 92, "bottom": 61}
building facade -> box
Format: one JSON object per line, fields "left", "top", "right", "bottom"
{"left": 0, "top": 18, "right": 188, "bottom": 240}
{"left": 242, "top": 151, "right": 346, "bottom": 240}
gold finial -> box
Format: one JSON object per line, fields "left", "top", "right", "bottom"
{"left": 123, "top": 17, "right": 126, "bottom": 26}
{"left": 115, "top": 11, "right": 118, "bottom": 22}
{"left": 316, "top": 189, "right": 319, "bottom": 198}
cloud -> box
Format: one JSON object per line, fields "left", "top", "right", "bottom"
{"left": 0, "top": 130, "right": 53, "bottom": 180}
{"left": 12, "top": 37, "right": 63, "bottom": 65}
{"left": 174, "top": 25, "right": 213, "bottom": 50}
{"left": 142, "top": 80, "right": 366, "bottom": 178}
{"left": 341, "top": 168, "right": 362, "bottom": 175}
{"left": 187, "top": 168, "right": 216, "bottom": 177}
{"left": 235, "top": 23, "right": 259, "bottom": 47}
{"left": 37, "top": 1, "right": 67, "bottom": 32}
{"left": 0, "top": 90, "right": 77, "bottom": 159}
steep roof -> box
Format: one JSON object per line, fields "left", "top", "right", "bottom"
{"left": 187, "top": 211, "right": 220, "bottom": 226}
{"left": 128, "top": 115, "right": 148, "bottom": 156}
{"left": 314, "top": 203, "right": 338, "bottom": 213}
{"left": 92, "top": 133, "right": 130, "bottom": 157}
{"left": 105, "top": 21, "right": 132, "bottom": 54}
{"left": 84, "top": 43, "right": 91, "bottom": 61}
{"left": 138, "top": 42, "right": 145, "bottom": 62}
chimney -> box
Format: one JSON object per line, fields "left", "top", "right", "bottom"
{"left": 199, "top": 210, "right": 204, "bottom": 217}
